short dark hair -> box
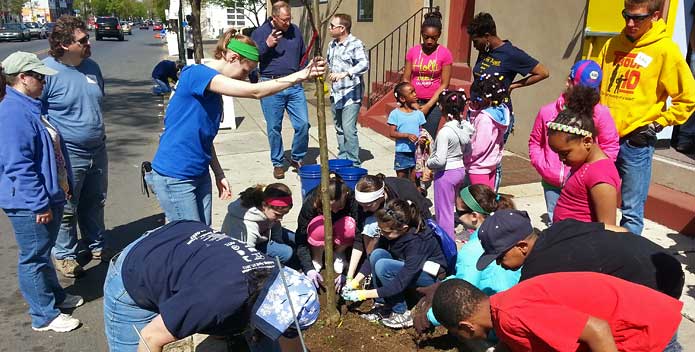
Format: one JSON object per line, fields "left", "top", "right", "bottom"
{"left": 467, "top": 12, "right": 497, "bottom": 37}
{"left": 625, "top": 0, "right": 662, "bottom": 13}
{"left": 333, "top": 13, "right": 352, "bottom": 33}
{"left": 49, "top": 15, "right": 87, "bottom": 58}
{"left": 438, "top": 90, "right": 468, "bottom": 120}
{"left": 375, "top": 199, "right": 421, "bottom": 230}
{"left": 432, "top": 279, "right": 487, "bottom": 328}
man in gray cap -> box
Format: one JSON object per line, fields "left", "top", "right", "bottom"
{"left": 476, "top": 210, "right": 684, "bottom": 298}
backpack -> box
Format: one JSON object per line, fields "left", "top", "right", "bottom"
{"left": 425, "top": 219, "right": 457, "bottom": 275}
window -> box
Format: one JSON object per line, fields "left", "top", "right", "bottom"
{"left": 357, "top": 0, "right": 373, "bottom": 22}
{"left": 237, "top": 14, "right": 245, "bottom": 19}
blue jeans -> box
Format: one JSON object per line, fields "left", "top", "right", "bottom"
{"left": 144, "top": 169, "right": 212, "bottom": 225}
{"left": 258, "top": 229, "right": 296, "bottom": 264}
{"left": 677, "top": 111, "right": 695, "bottom": 144}
{"left": 259, "top": 79, "right": 310, "bottom": 167}
{"left": 664, "top": 333, "right": 682, "bottom": 352}
{"left": 54, "top": 144, "right": 108, "bottom": 260}
{"left": 542, "top": 185, "right": 561, "bottom": 225}
{"left": 370, "top": 248, "right": 436, "bottom": 314}
{"left": 616, "top": 139, "right": 655, "bottom": 235}
{"left": 104, "top": 234, "right": 157, "bottom": 352}
{"left": 151, "top": 78, "right": 171, "bottom": 95}
{"left": 419, "top": 99, "right": 442, "bottom": 138}
{"left": 6, "top": 206, "right": 66, "bottom": 328}
{"left": 331, "top": 101, "right": 361, "bottom": 166}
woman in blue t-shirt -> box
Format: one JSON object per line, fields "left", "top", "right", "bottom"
{"left": 146, "top": 29, "right": 325, "bottom": 226}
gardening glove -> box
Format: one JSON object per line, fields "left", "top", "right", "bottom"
{"left": 342, "top": 289, "right": 368, "bottom": 302}
{"left": 306, "top": 270, "right": 324, "bottom": 289}
{"left": 334, "top": 274, "right": 346, "bottom": 293}
{"left": 345, "top": 277, "right": 361, "bottom": 290}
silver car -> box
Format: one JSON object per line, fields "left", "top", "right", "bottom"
{"left": 0, "top": 23, "right": 31, "bottom": 41}
{"left": 120, "top": 21, "right": 132, "bottom": 35}
{"left": 25, "top": 22, "right": 47, "bottom": 39}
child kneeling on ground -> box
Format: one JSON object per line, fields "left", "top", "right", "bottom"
{"left": 342, "top": 199, "right": 447, "bottom": 329}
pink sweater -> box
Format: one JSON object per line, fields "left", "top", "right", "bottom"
{"left": 529, "top": 95, "right": 620, "bottom": 188}
{"left": 466, "top": 105, "right": 510, "bottom": 175}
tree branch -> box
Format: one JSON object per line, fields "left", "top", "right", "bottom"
{"left": 319, "top": 0, "right": 343, "bottom": 25}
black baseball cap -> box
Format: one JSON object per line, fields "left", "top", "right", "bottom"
{"left": 476, "top": 210, "right": 534, "bottom": 270}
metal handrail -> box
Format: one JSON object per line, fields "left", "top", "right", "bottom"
{"left": 365, "top": 6, "right": 435, "bottom": 108}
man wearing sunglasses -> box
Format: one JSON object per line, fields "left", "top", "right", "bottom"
{"left": 41, "top": 15, "right": 107, "bottom": 278}
{"left": 597, "top": 0, "right": 695, "bottom": 235}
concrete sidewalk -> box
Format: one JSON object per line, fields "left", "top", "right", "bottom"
{"left": 162, "top": 85, "right": 695, "bottom": 350}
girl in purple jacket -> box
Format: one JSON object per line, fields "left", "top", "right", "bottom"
{"left": 529, "top": 60, "right": 619, "bottom": 223}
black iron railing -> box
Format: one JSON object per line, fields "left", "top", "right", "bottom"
{"left": 366, "top": 6, "right": 435, "bottom": 108}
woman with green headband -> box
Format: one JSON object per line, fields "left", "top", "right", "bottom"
{"left": 412, "top": 184, "right": 520, "bottom": 336}
{"left": 146, "top": 29, "right": 326, "bottom": 226}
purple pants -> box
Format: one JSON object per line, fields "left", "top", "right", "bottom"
{"left": 433, "top": 167, "right": 467, "bottom": 240}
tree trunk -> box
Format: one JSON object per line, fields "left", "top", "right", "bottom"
{"left": 311, "top": 0, "right": 339, "bottom": 325}
{"left": 191, "top": 0, "right": 204, "bottom": 63}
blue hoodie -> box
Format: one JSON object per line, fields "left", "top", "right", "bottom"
{"left": 0, "top": 86, "right": 72, "bottom": 212}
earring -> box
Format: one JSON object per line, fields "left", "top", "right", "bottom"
{"left": 484, "top": 41, "right": 490, "bottom": 53}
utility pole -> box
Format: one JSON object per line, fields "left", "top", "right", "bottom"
{"left": 177, "top": 0, "right": 185, "bottom": 62}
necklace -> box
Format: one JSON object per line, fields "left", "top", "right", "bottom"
{"left": 416, "top": 45, "right": 439, "bottom": 89}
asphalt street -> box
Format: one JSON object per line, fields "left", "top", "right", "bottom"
{"left": 0, "top": 27, "right": 168, "bottom": 351}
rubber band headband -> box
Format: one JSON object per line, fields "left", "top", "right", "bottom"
{"left": 226, "top": 39, "right": 259, "bottom": 61}
{"left": 266, "top": 196, "right": 293, "bottom": 207}
{"left": 459, "top": 186, "right": 490, "bottom": 215}
{"left": 355, "top": 185, "right": 385, "bottom": 203}
{"left": 547, "top": 121, "right": 592, "bottom": 137}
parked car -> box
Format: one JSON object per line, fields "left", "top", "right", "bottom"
{"left": 44, "top": 22, "right": 55, "bottom": 35}
{"left": 120, "top": 21, "right": 132, "bottom": 35}
{"left": 153, "top": 22, "right": 163, "bottom": 31}
{"left": 24, "top": 22, "right": 46, "bottom": 38}
{"left": 0, "top": 23, "right": 31, "bottom": 41}
{"left": 95, "top": 16, "right": 124, "bottom": 41}
{"left": 139, "top": 22, "right": 149, "bottom": 30}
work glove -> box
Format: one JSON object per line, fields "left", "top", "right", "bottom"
{"left": 341, "top": 289, "right": 368, "bottom": 302}
{"left": 306, "top": 270, "right": 324, "bottom": 289}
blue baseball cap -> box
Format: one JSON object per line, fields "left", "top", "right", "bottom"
{"left": 476, "top": 210, "right": 534, "bottom": 270}
{"left": 569, "top": 59, "right": 602, "bottom": 89}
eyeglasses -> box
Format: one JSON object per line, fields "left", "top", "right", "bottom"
{"left": 621, "top": 9, "right": 653, "bottom": 23}
{"left": 74, "top": 34, "right": 90, "bottom": 46}
{"left": 273, "top": 16, "right": 291, "bottom": 24}
{"left": 24, "top": 71, "right": 45, "bottom": 82}
{"left": 329, "top": 23, "right": 344, "bottom": 30}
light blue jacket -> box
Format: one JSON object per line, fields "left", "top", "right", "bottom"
{"left": 0, "top": 86, "right": 72, "bottom": 212}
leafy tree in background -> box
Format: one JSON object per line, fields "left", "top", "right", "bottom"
{"left": 206, "top": 0, "right": 266, "bottom": 27}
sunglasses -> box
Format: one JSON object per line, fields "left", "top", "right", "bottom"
{"left": 74, "top": 34, "right": 90, "bottom": 46}
{"left": 456, "top": 208, "right": 474, "bottom": 217}
{"left": 621, "top": 9, "right": 653, "bottom": 23}
{"left": 24, "top": 71, "right": 46, "bottom": 82}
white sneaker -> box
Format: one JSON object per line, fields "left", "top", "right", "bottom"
{"left": 333, "top": 252, "right": 346, "bottom": 274}
{"left": 56, "top": 294, "right": 84, "bottom": 309}
{"left": 32, "top": 313, "right": 80, "bottom": 332}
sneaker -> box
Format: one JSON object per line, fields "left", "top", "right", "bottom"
{"left": 273, "top": 166, "right": 285, "bottom": 179}
{"left": 91, "top": 248, "right": 115, "bottom": 262}
{"left": 32, "top": 313, "right": 80, "bottom": 332}
{"left": 381, "top": 310, "right": 413, "bottom": 329}
{"left": 53, "top": 258, "right": 85, "bottom": 278}
{"left": 359, "top": 304, "right": 391, "bottom": 322}
{"left": 333, "top": 252, "right": 346, "bottom": 274}
{"left": 56, "top": 294, "right": 84, "bottom": 309}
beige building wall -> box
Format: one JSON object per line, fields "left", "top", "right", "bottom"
{"left": 472, "top": 0, "right": 588, "bottom": 158}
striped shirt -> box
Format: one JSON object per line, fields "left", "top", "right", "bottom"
{"left": 326, "top": 34, "right": 369, "bottom": 109}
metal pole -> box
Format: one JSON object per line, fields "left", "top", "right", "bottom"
{"left": 177, "top": 0, "right": 185, "bottom": 63}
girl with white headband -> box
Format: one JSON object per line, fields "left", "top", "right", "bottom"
{"left": 547, "top": 107, "right": 621, "bottom": 226}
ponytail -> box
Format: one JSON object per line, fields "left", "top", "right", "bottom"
{"left": 376, "top": 199, "right": 422, "bottom": 231}
{"left": 460, "top": 184, "right": 516, "bottom": 215}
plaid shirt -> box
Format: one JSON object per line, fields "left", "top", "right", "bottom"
{"left": 326, "top": 34, "right": 369, "bottom": 109}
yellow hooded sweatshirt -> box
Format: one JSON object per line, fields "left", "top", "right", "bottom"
{"left": 597, "top": 19, "right": 695, "bottom": 137}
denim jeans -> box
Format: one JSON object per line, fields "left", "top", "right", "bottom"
{"left": 419, "top": 99, "right": 442, "bottom": 138}
{"left": 151, "top": 78, "right": 171, "bottom": 95}
{"left": 258, "top": 229, "right": 296, "bottom": 264}
{"left": 144, "top": 169, "right": 212, "bottom": 225}
{"left": 616, "top": 139, "right": 655, "bottom": 235}
{"left": 331, "top": 101, "right": 361, "bottom": 166}
{"left": 664, "top": 333, "right": 682, "bottom": 352}
{"left": 259, "top": 79, "right": 310, "bottom": 167}
{"left": 104, "top": 234, "right": 157, "bottom": 352}
{"left": 54, "top": 144, "right": 108, "bottom": 260}
{"left": 676, "top": 111, "right": 695, "bottom": 144}
{"left": 6, "top": 206, "right": 66, "bottom": 328}
{"left": 370, "top": 248, "right": 436, "bottom": 314}
{"left": 542, "top": 185, "right": 561, "bottom": 225}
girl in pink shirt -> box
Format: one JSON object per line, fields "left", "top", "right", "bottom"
{"left": 549, "top": 108, "right": 621, "bottom": 225}
{"left": 465, "top": 72, "right": 510, "bottom": 190}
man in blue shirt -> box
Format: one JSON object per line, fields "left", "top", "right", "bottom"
{"left": 41, "top": 15, "right": 107, "bottom": 278}
{"left": 251, "top": 1, "right": 309, "bottom": 179}
{"left": 151, "top": 59, "right": 184, "bottom": 95}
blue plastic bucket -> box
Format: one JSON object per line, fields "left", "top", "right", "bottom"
{"left": 298, "top": 164, "right": 322, "bottom": 199}
{"left": 335, "top": 167, "right": 368, "bottom": 190}
{"left": 328, "top": 159, "right": 353, "bottom": 172}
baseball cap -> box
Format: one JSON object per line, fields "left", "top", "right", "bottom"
{"left": 569, "top": 59, "right": 602, "bottom": 89}
{"left": 2, "top": 51, "right": 58, "bottom": 76}
{"left": 476, "top": 210, "right": 534, "bottom": 270}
